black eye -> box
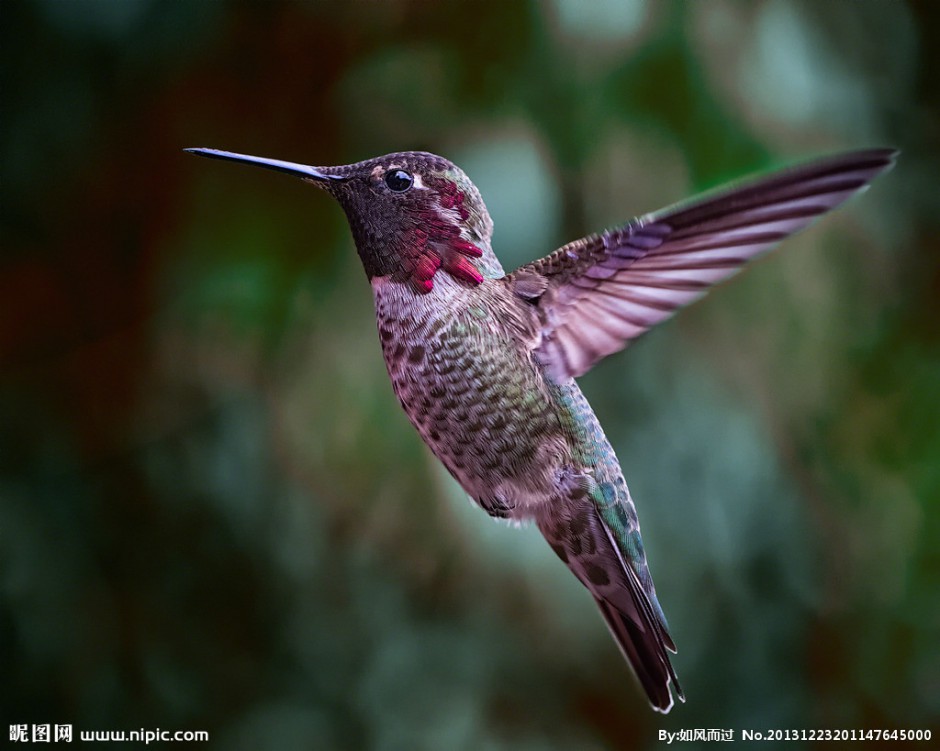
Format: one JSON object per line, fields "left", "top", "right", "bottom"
{"left": 384, "top": 169, "right": 414, "bottom": 192}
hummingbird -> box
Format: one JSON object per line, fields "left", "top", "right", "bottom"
{"left": 186, "top": 144, "right": 896, "bottom": 712}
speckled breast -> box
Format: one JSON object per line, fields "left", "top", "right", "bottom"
{"left": 370, "top": 275, "right": 570, "bottom": 518}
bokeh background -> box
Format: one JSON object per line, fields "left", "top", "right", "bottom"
{"left": 3, "top": 0, "right": 939, "bottom": 748}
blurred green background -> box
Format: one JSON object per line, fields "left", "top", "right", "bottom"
{"left": 2, "top": 0, "right": 938, "bottom": 748}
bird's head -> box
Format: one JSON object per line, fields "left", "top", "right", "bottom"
{"left": 186, "top": 148, "right": 501, "bottom": 292}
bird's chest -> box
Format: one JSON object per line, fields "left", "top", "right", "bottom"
{"left": 372, "top": 279, "right": 498, "bottom": 442}
{"left": 370, "top": 277, "right": 566, "bottom": 506}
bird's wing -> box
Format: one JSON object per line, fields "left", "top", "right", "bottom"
{"left": 503, "top": 148, "right": 897, "bottom": 382}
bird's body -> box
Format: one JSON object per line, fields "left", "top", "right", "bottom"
{"left": 187, "top": 144, "right": 896, "bottom": 712}
{"left": 372, "top": 262, "right": 679, "bottom": 702}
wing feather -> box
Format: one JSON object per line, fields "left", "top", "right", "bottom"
{"left": 504, "top": 148, "right": 897, "bottom": 381}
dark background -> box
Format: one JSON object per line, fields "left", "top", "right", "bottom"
{"left": 3, "top": 1, "right": 938, "bottom": 748}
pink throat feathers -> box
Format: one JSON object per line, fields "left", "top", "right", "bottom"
{"left": 406, "top": 178, "right": 485, "bottom": 293}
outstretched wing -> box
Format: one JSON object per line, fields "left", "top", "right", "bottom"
{"left": 504, "top": 148, "right": 897, "bottom": 382}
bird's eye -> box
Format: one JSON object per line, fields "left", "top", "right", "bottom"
{"left": 384, "top": 169, "right": 414, "bottom": 192}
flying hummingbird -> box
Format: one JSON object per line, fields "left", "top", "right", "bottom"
{"left": 186, "top": 144, "right": 896, "bottom": 712}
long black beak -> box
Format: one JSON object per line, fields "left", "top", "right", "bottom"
{"left": 184, "top": 147, "right": 344, "bottom": 183}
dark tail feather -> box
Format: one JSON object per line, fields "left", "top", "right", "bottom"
{"left": 537, "top": 500, "right": 684, "bottom": 711}
{"left": 595, "top": 596, "right": 684, "bottom": 713}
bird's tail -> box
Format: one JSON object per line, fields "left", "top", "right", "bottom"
{"left": 594, "top": 591, "right": 683, "bottom": 713}
{"left": 539, "top": 502, "right": 683, "bottom": 712}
